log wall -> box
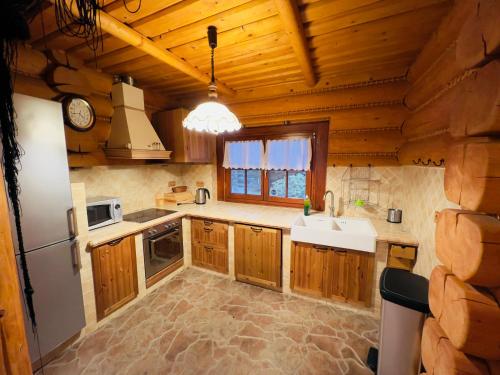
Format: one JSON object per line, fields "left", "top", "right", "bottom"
{"left": 408, "top": 0, "right": 500, "bottom": 372}
{"left": 225, "top": 78, "right": 409, "bottom": 166}
{"left": 399, "top": 0, "right": 500, "bottom": 166}
{"left": 12, "top": 43, "right": 173, "bottom": 168}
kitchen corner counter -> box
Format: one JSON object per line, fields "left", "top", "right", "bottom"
{"left": 369, "top": 219, "right": 418, "bottom": 246}
{"left": 158, "top": 201, "right": 303, "bottom": 230}
{"left": 80, "top": 201, "right": 418, "bottom": 249}
{"left": 159, "top": 201, "right": 419, "bottom": 246}
{"left": 81, "top": 211, "right": 186, "bottom": 248}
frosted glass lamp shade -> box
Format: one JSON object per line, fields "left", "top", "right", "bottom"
{"left": 183, "top": 101, "right": 242, "bottom": 134}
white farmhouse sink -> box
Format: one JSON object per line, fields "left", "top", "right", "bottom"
{"left": 291, "top": 215, "right": 378, "bottom": 253}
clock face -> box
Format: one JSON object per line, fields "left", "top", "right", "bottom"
{"left": 65, "top": 97, "right": 95, "bottom": 131}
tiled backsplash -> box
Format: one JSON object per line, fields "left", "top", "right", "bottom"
{"left": 70, "top": 164, "right": 216, "bottom": 214}
{"left": 71, "top": 163, "right": 455, "bottom": 278}
{"left": 326, "top": 165, "right": 457, "bottom": 278}
{"left": 399, "top": 166, "right": 459, "bottom": 277}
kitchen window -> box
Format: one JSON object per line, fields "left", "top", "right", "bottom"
{"left": 216, "top": 122, "right": 328, "bottom": 210}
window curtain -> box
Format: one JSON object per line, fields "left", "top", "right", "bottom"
{"left": 222, "top": 140, "right": 265, "bottom": 169}
{"left": 265, "top": 137, "right": 312, "bottom": 171}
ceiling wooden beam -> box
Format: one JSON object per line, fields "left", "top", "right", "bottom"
{"left": 274, "top": 0, "right": 316, "bottom": 86}
{"left": 48, "top": 0, "right": 236, "bottom": 96}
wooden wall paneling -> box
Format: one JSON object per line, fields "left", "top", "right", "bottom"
{"left": 328, "top": 129, "right": 404, "bottom": 154}
{"left": 329, "top": 105, "right": 408, "bottom": 131}
{"left": 327, "top": 153, "right": 399, "bottom": 166}
{"left": 87, "top": 94, "right": 114, "bottom": 119}
{"left": 450, "top": 60, "right": 500, "bottom": 137}
{"left": 13, "top": 74, "right": 59, "bottom": 100}
{"left": 402, "top": 86, "right": 457, "bottom": 138}
{"left": 64, "top": 119, "right": 112, "bottom": 153}
{"left": 397, "top": 132, "right": 451, "bottom": 165}
{"left": 479, "top": 0, "right": 500, "bottom": 55}
{"left": 15, "top": 43, "right": 50, "bottom": 77}
{"left": 444, "top": 139, "right": 500, "bottom": 213}
{"left": 421, "top": 317, "right": 491, "bottom": 375}
{"left": 230, "top": 80, "right": 407, "bottom": 118}
{"left": 436, "top": 209, "right": 500, "bottom": 287}
{"left": 408, "top": 0, "right": 477, "bottom": 83}
{"left": 0, "top": 169, "right": 32, "bottom": 374}
{"left": 429, "top": 265, "right": 500, "bottom": 360}
{"left": 405, "top": 0, "right": 499, "bottom": 110}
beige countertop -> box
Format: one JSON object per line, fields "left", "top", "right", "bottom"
{"left": 82, "top": 201, "right": 417, "bottom": 248}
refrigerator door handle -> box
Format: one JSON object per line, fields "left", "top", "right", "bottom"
{"left": 67, "top": 207, "right": 76, "bottom": 238}
{"left": 71, "top": 240, "right": 81, "bottom": 270}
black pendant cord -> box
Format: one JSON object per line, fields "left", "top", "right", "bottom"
{"left": 210, "top": 47, "right": 215, "bottom": 84}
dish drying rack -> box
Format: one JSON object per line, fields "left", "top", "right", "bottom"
{"left": 341, "top": 167, "right": 381, "bottom": 207}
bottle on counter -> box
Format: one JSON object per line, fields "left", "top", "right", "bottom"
{"left": 304, "top": 195, "right": 311, "bottom": 216}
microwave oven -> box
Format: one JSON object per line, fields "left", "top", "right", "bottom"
{"left": 86, "top": 196, "right": 122, "bottom": 230}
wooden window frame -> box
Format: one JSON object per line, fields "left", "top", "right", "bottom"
{"left": 216, "top": 122, "right": 328, "bottom": 210}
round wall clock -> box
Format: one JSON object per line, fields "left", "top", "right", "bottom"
{"left": 62, "top": 96, "right": 96, "bottom": 132}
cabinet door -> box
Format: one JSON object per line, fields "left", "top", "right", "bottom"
{"left": 192, "top": 243, "right": 228, "bottom": 274}
{"left": 92, "top": 235, "right": 138, "bottom": 321}
{"left": 345, "top": 250, "right": 375, "bottom": 307}
{"left": 328, "top": 249, "right": 349, "bottom": 301}
{"left": 191, "top": 218, "right": 228, "bottom": 248}
{"left": 234, "top": 224, "right": 281, "bottom": 289}
{"left": 184, "top": 129, "right": 214, "bottom": 163}
{"left": 290, "top": 242, "right": 330, "bottom": 297}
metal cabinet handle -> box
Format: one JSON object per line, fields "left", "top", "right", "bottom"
{"left": 203, "top": 220, "right": 213, "bottom": 226}
{"left": 67, "top": 207, "right": 76, "bottom": 238}
{"left": 108, "top": 237, "right": 123, "bottom": 246}
{"left": 204, "top": 246, "right": 213, "bottom": 251}
{"left": 203, "top": 227, "right": 213, "bottom": 232}
{"left": 71, "top": 240, "right": 81, "bottom": 269}
{"left": 250, "top": 226, "right": 262, "bottom": 233}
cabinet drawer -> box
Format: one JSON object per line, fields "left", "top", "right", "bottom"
{"left": 387, "top": 256, "right": 413, "bottom": 271}
{"left": 390, "top": 245, "right": 416, "bottom": 260}
{"left": 192, "top": 243, "right": 228, "bottom": 274}
{"left": 191, "top": 218, "right": 228, "bottom": 248}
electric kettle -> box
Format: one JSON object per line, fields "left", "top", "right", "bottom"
{"left": 195, "top": 188, "right": 210, "bottom": 204}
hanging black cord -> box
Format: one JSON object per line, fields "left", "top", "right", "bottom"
{"left": 210, "top": 47, "right": 215, "bottom": 84}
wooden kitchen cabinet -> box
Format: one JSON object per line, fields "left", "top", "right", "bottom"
{"left": 153, "top": 108, "right": 215, "bottom": 163}
{"left": 234, "top": 224, "right": 282, "bottom": 290}
{"left": 191, "top": 218, "right": 228, "bottom": 274}
{"left": 91, "top": 235, "right": 138, "bottom": 321}
{"left": 290, "top": 242, "right": 331, "bottom": 297}
{"left": 290, "top": 242, "right": 375, "bottom": 307}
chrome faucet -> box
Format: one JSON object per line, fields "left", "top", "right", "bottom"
{"left": 323, "top": 190, "right": 335, "bottom": 217}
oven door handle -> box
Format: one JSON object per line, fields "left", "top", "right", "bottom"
{"left": 149, "top": 230, "right": 178, "bottom": 246}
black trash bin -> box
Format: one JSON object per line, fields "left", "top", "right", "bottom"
{"left": 376, "top": 267, "right": 430, "bottom": 375}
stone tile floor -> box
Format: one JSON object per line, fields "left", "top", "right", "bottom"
{"left": 39, "top": 268, "right": 378, "bottom": 375}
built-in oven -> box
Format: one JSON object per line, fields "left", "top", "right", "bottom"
{"left": 86, "top": 196, "right": 122, "bottom": 230}
{"left": 142, "top": 218, "right": 183, "bottom": 285}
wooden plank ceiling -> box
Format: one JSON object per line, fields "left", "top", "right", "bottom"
{"left": 29, "top": 0, "right": 451, "bottom": 103}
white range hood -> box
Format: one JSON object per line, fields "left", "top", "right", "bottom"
{"left": 105, "top": 82, "right": 172, "bottom": 159}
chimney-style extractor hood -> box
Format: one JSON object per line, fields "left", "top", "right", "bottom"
{"left": 105, "top": 82, "right": 172, "bottom": 159}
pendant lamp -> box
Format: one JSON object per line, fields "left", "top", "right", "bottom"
{"left": 182, "top": 26, "right": 241, "bottom": 134}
